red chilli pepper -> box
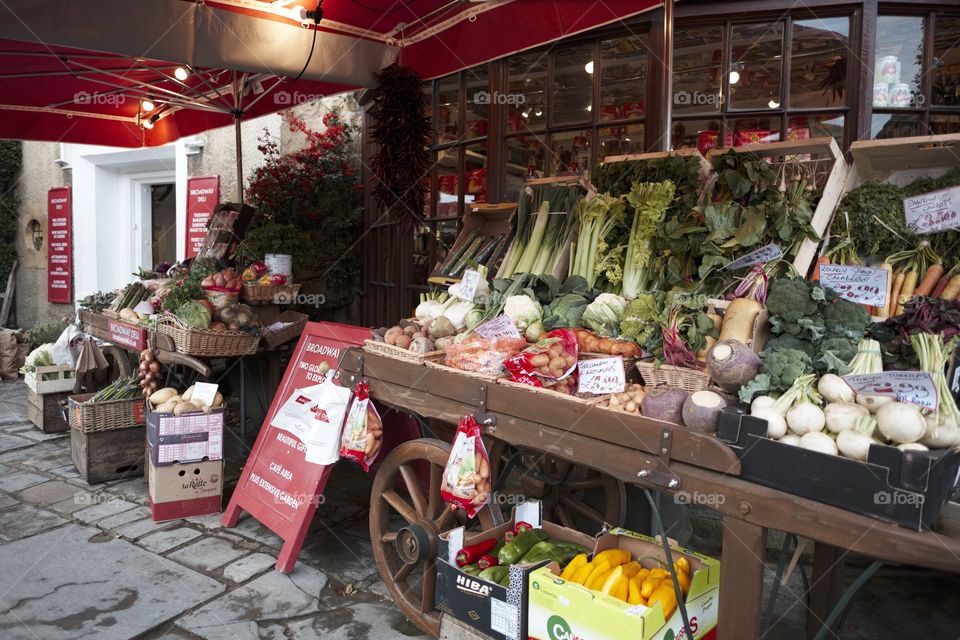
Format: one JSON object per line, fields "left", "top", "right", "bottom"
{"left": 476, "top": 554, "right": 499, "bottom": 570}
{"left": 456, "top": 538, "right": 498, "bottom": 567}
{"left": 515, "top": 521, "right": 534, "bottom": 535}
{"left": 503, "top": 531, "right": 516, "bottom": 543}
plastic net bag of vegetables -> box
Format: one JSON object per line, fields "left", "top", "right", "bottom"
{"left": 339, "top": 381, "right": 383, "bottom": 471}
{"left": 440, "top": 415, "right": 492, "bottom": 518}
{"left": 504, "top": 329, "right": 579, "bottom": 380}
{"left": 443, "top": 335, "right": 528, "bottom": 375}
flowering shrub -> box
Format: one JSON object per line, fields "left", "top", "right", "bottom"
{"left": 244, "top": 110, "right": 362, "bottom": 318}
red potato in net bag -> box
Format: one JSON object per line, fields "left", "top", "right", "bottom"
{"left": 440, "top": 415, "right": 491, "bottom": 518}
{"left": 339, "top": 381, "right": 383, "bottom": 471}
{"left": 504, "top": 329, "right": 579, "bottom": 380}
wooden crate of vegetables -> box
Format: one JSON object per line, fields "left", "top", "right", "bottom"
{"left": 429, "top": 203, "right": 516, "bottom": 285}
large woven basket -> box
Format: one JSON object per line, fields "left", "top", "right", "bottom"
{"left": 241, "top": 283, "right": 301, "bottom": 305}
{"left": 578, "top": 353, "right": 642, "bottom": 383}
{"left": 635, "top": 361, "right": 710, "bottom": 392}
{"left": 363, "top": 339, "right": 444, "bottom": 364}
{"left": 68, "top": 393, "right": 146, "bottom": 433}
{"left": 156, "top": 313, "right": 259, "bottom": 357}
{"left": 262, "top": 311, "right": 308, "bottom": 348}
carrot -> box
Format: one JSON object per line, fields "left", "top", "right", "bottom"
{"left": 942, "top": 274, "right": 960, "bottom": 300}
{"left": 812, "top": 256, "right": 830, "bottom": 281}
{"left": 932, "top": 273, "right": 952, "bottom": 298}
{"left": 896, "top": 270, "right": 919, "bottom": 315}
{"left": 874, "top": 262, "right": 894, "bottom": 319}
{"left": 887, "top": 269, "right": 905, "bottom": 318}
{"left": 914, "top": 263, "right": 944, "bottom": 298}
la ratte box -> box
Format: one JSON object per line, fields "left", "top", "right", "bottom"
{"left": 147, "top": 457, "right": 223, "bottom": 521}
{"left": 527, "top": 528, "right": 720, "bottom": 640}
{"left": 146, "top": 406, "right": 224, "bottom": 466}
{"left": 436, "top": 501, "right": 595, "bottom": 640}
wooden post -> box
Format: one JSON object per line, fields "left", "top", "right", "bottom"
{"left": 718, "top": 518, "right": 766, "bottom": 640}
{"left": 807, "top": 543, "right": 847, "bottom": 640}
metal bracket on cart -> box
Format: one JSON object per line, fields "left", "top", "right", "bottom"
{"left": 339, "top": 347, "right": 364, "bottom": 387}
{"left": 472, "top": 383, "right": 497, "bottom": 429}
{"left": 634, "top": 427, "right": 681, "bottom": 491}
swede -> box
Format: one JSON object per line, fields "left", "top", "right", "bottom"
{"left": 818, "top": 374, "right": 853, "bottom": 404}
{"left": 875, "top": 402, "right": 926, "bottom": 444}
{"left": 786, "top": 402, "right": 826, "bottom": 435}
{"left": 706, "top": 340, "right": 761, "bottom": 393}
{"left": 800, "top": 431, "right": 838, "bottom": 455}
{"left": 681, "top": 391, "right": 728, "bottom": 434}
{"left": 824, "top": 402, "right": 869, "bottom": 433}
{"left": 641, "top": 388, "right": 689, "bottom": 425}
{"left": 752, "top": 407, "right": 787, "bottom": 439}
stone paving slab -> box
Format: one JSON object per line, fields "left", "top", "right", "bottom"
{"left": 112, "top": 516, "right": 172, "bottom": 540}
{"left": 0, "top": 470, "right": 49, "bottom": 492}
{"left": 48, "top": 463, "right": 85, "bottom": 483}
{"left": 229, "top": 513, "right": 283, "bottom": 548}
{"left": 300, "top": 531, "right": 379, "bottom": 584}
{"left": 0, "top": 503, "right": 67, "bottom": 542}
{"left": 0, "top": 491, "right": 17, "bottom": 510}
{"left": 18, "top": 480, "right": 87, "bottom": 507}
{"left": 167, "top": 536, "right": 247, "bottom": 572}
{"left": 72, "top": 497, "right": 138, "bottom": 524}
{"left": 137, "top": 526, "right": 203, "bottom": 554}
{"left": 222, "top": 552, "right": 276, "bottom": 583}
{"left": 0, "top": 523, "right": 225, "bottom": 640}
{"left": 270, "top": 598, "right": 426, "bottom": 639}
{"left": 0, "top": 433, "right": 33, "bottom": 454}
{"left": 48, "top": 491, "right": 96, "bottom": 515}
{"left": 102, "top": 478, "right": 148, "bottom": 504}
{"left": 95, "top": 506, "right": 152, "bottom": 530}
{"left": 7, "top": 425, "right": 68, "bottom": 443}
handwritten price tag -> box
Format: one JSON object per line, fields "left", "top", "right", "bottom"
{"left": 903, "top": 186, "right": 960, "bottom": 235}
{"left": 577, "top": 357, "right": 626, "bottom": 395}
{"left": 724, "top": 244, "right": 783, "bottom": 270}
{"left": 475, "top": 315, "right": 521, "bottom": 340}
{"left": 818, "top": 265, "right": 889, "bottom": 307}
{"left": 192, "top": 382, "right": 219, "bottom": 407}
{"left": 454, "top": 269, "right": 480, "bottom": 302}
{"left": 843, "top": 371, "right": 938, "bottom": 411}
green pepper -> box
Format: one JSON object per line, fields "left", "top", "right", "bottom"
{"left": 478, "top": 565, "right": 509, "bottom": 585}
{"left": 519, "top": 541, "right": 577, "bottom": 565}
{"left": 461, "top": 563, "right": 482, "bottom": 577}
{"left": 497, "top": 529, "right": 549, "bottom": 565}
{"left": 551, "top": 541, "right": 591, "bottom": 556}
{"left": 498, "top": 572, "right": 512, "bottom": 587}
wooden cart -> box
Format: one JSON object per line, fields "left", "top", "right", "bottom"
{"left": 340, "top": 351, "right": 960, "bottom": 640}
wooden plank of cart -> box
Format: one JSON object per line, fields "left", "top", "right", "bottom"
{"left": 339, "top": 350, "right": 960, "bottom": 640}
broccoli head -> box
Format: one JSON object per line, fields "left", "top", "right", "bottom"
{"left": 766, "top": 278, "right": 819, "bottom": 324}
{"left": 763, "top": 334, "right": 816, "bottom": 357}
{"left": 822, "top": 298, "right": 870, "bottom": 340}
{"left": 816, "top": 336, "right": 858, "bottom": 374}
{"left": 759, "top": 346, "right": 813, "bottom": 391}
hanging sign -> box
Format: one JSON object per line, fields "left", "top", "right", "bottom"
{"left": 222, "top": 321, "right": 369, "bottom": 573}
{"left": 903, "top": 186, "right": 960, "bottom": 235}
{"left": 106, "top": 319, "right": 147, "bottom": 351}
{"left": 185, "top": 176, "right": 219, "bottom": 258}
{"left": 818, "top": 265, "right": 889, "bottom": 308}
{"left": 843, "top": 371, "right": 938, "bottom": 411}
{"left": 724, "top": 244, "right": 782, "bottom": 270}
{"left": 577, "top": 357, "right": 626, "bottom": 395}
{"left": 47, "top": 187, "right": 72, "bottom": 303}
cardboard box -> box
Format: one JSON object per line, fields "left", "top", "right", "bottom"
{"left": 147, "top": 457, "right": 223, "bottom": 521}
{"left": 428, "top": 202, "right": 516, "bottom": 286}
{"left": 146, "top": 407, "right": 224, "bottom": 466}
{"left": 527, "top": 528, "right": 720, "bottom": 640}
{"left": 436, "top": 501, "right": 595, "bottom": 640}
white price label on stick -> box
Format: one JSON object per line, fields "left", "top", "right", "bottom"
{"left": 192, "top": 382, "right": 219, "bottom": 407}
{"left": 818, "top": 265, "right": 889, "bottom": 307}
{"left": 577, "top": 357, "right": 626, "bottom": 395}
{"left": 474, "top": 315, "right": 521, "bottom": 340}
{"left": 724, "top": 243, "right": 783, "bottom": 270}
{"left": 454, "top": 269, "right": 480, "bottom": 302}
{"left": 843, "top": 371, "right": 939, "bottom": 411}
{"left": 903, "top": 186, "right": 960, "bottom": 235}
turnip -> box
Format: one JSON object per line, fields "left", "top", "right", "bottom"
{"left": 875, "top": 402, "right": 926, "bottom": 444}
{"left": 856, "top": 394, "right": 894, "bottom": 413}
{"left": 836, "top": 416, "right": 877, "bottom": 461}
{"left": 824, "top": 402, "right": 869, "bottom": 433}
{"left": 818, "top": 374, "right": 854, "bottom": 404}
{"left": 919, "top": 414, "right": 960, "bottom": 448}
{"left": 799, "top": 431, "right": 838, "bottom": 455}
{"left": 897, "top": 442, "right": 929, "bottom": 452}
{"left": 706, "top": 340, "right": 761, "bottom": 393}
{"left": 681, "top": 391, "right": 728, "bottom": 434}
{"left": 641, "top": 387, "right": 689, "bottom": 425}
{"left": 786, "top": 402, "right": 826, "bottom": 435}
{"left": 752, "top": 407, "right": 787, "bottom": 439}
{"left": 779, "top": 433, "right": 801, "bottom": 446}
{"left": 751, "top": 395, "right": 776, "bottom": 414}
{"left": 750, "top": 373, "right": 823, "bottom": 440}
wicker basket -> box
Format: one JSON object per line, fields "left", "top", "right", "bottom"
{"left": 262, "top": 311, "right": 308, "bottom": 348}
{"left": 68, "top": 393, "right": 146, "bottom": 433}
{"left": 241, "top": 283, "right": 301, "bottom": 305}
{"left": 578, "top": 353, "right": 642, "bottom": 383}
{"left": 635, "top": 361, "right": 710, "bottom": 392}
{"left": 156, "top": 313, "right": 260, "bottom": 357}
{"left": 363, "top": 339, "right": 444, "bottom": 364}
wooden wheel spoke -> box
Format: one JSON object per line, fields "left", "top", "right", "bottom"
{"left": 383, "top": 489, "right": 419, "bottom": 524}
{"left": 436, "top": 504, "right": 456, "bottom": 530}
{"left": 553, "top": 504, "right": 575, "bottom": 529}
{"left": 399, "top": 463, "right": 428, "bottom": 517}
{"left": 421, "top": 560, "right": 437, "bottom": 612}
{"left": 393, "top": 560, "right": 415, "bottom": 583}
{"left": 427, "top": 463, "right": 442, "bottom": 519}
{"left": 564, "top": 477, "right": 603, "bottom": 491}
{"left": 380, "top": 531, "right": 398, "bottom": 544}
{"left": 559, "top": 494, "right": 605, "bottom": 524}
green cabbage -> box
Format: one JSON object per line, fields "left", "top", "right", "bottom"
{"left": 175, "top": 301, "right": 212, "bottom": 329}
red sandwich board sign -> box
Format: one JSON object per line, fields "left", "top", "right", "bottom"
{"left": 185, "top": 176, "right": 219, "bottom": 259}
{"left": 222, "top": 321, "right": 371, "bottom": 573}
{"left": 47, "top": 187, "right": 72, "bottom": 303}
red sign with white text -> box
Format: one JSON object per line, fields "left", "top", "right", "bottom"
{"left": 107, "top": 319, "right": 147, "bottom": 351}
{"left": 185, "top": 176, "right": 219, "bottom": 258}
{"left": 47, "top": 187, "right": 72, "bottom": 303}
{"left": 222, "top": 321, "right": 371, "bottom": 572}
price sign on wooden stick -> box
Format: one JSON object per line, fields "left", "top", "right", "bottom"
{"left": 903, "top": 186, "right": 960, "bottom": 235}
{"left": 818, "top": 265, "right": 889, "bottom": 307}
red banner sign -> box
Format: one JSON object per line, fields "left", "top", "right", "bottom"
{"left": 107, "top": 319, "right": 147, "bottom": 351}
{"left": 222, "top": 321, "right": 372, "bottom": 573}
{"left": 185, "top": 176, "right": 219, "bottom": 258}
{"left": 47, "top": 187, "right": 72, "bottom": 303}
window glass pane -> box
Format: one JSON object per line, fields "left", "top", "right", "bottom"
{"left": 464, "top": 67, "right": 489, "bottom": 139}
{"left": 671, "top": 119, "right": 727, "bottom": 153}
{"left": 550, "top": 130, "right": 592, "bottom": 178}
{"left": 875, "top": 16, "right": 925, "bottom": 108}
{"left": 791, "top": 18, "right": 850, "bottom": 108}
{"left": 672, "top": 26, "right": 724, "bottom": 114}
{"left": 413, "top": 224, "right": 432, "bottom": 284}
{"left": 552, "top": 43, "right": 594, "bottom": 126}
{"left": 434, "top": 147, "right": 459, "bottom": 217}
{"left": 730, "top": 115, "right": 782, "bottom": 146}
{"left": 600, "top": 36, "right": 647, "bottom": 121}
{"left": 432, "top": 220, "right": 460, "bottom": 274}
{"left": 425, "top": 83, "right": 435, "bottom": 145}
{"left": 598, "top": 123, "right": 645, "bottom": 161}
{"left": 505, "top": 135, "right": 547, "bottom": 199}
{"left": 730, "top": 22, "right": 784, "bottom": 111}
{"left": 465, "top": 141, "right": 488, "bottom": 205}
{"left": 508, "top": 51, "right": 549, "bottom": 131}
{"left": 788, "top": 114, "right": 844, "bottom": 147}
{"left": 871, "top": 113, "right": 922, "bottom": 139}
{"left": 437, "top": 74, "right": 459, "bottom": 143}
{"left": 932, "top": 16, "right": 960, "bottom": 106}
{"left": 930, "top": 113, "right": 960, "bottom": 135}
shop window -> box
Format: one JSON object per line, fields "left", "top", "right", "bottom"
{"left": 464, "top": 67, "right": 490, "bottom": 139}
{"left": 729, "top": 22, "right": 784, "bottom": 111}
{"left": 505, "top": 134, "right": 547, "bottom": 199}
{"left": 600, "top": 37, "right": 647, "bottom": 122}
{"left": 464, "top": 141, "right": 488, "bottom": 205}
{"left": 874, "top": 16, "right": 925, "bottom": 110}
{"left": 550, "top": 129, "right": 593, "bottom": 178}
{"left": 552, "top": 43, "right": 594, "bottom": 126}
{"left": 508, "top": 52, "right": 549, "bottom": 132}
{"left": 932, "top": 17, "right": 960, "bottom": 107}
{"left": 671, "top": 118, "right": 726, "bottom": 154}
{"left": 437, "top": 74, "right": 460, "bottom": 143}
{"left": 791, "top": 18, "right": 849, "bottom": 109}
{"left": 672, "top": 26, "right": 724, "bottom": 116}
{"left": 597, "top": 123, "right": 645, "bottom": 162}
{"left": 872, "top": 113, "right": 922, "bottom": 139}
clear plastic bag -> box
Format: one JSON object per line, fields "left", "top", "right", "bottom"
{"left": 440, "top": 415, "right": 492, "bottom": 518}
{"left": 339, "top": 381, "right": 383, "bottom": 471}
{"left": 443, "top": 334, "right": 527, "bottom": 375}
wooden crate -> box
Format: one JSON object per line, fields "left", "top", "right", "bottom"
{"left": 71, "top": 424, "right": 145, "bottom": 484}
{"left": 706, "top": 137, "right": 848, "bottom": 279}
{"left": 25, "top": 364, "right": 76, "bottom": 394}
{"left": 27, "top": 388, "right": 70, "bottom": 433}
{"left": 428, "top": 202, "right": 516, "bottom": 286}
{"left": 601, "top": 146, "right": 714, "bottom": 182}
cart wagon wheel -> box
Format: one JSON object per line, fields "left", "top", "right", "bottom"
{"left": 487, "top": 440, "right": 626, "bottom": 534}
{"left": 369, "top": 438, "right": 502, "bottom": 637}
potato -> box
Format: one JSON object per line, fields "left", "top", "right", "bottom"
{"left": 530, "top": 353, "right": 550, "bottom": 368}
{"left": 597, "top": 338, "right": 613, "bottom": 354}
{"left": 394, "top": 334, "right": 412, "bottom": 349}
{"left": 173, "top": 402, "right": 194, "bottom": 417}
{"left": 149, "top": 387, "right": 178, "bottom": 406}
{"left": 403, "top": 325, "right": 417, "bottom": 337}
{"left": 182, "top": 385, "right": 195, "bottom": 402}
{"left": 155, "top": 400, "right": 178, "bottom": 414}
{"left": 412, "top": 331, "right": 426, "bottom": 339}
{"left": 549, "top": 343, "right": 563, "bottom": 356}
{"left": 562, "top": 352, "right": 576, "bottom": 368}
{"left": 384, "top": 326, "right": 403, "bottom": 345}
{"left": 549, "top": 355, "right": 565, "bottom": 371}
{"left": 213, "top": 392, "right": 224, "bottom": 408}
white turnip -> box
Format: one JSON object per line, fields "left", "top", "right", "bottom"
{"left": 836, "top": 415, "right": 878, "bottom": 461}
{"left": 800, "top": 431, "right": 838, "bottom": 455}
{"left": 752, "top": 407, "right": 787, "bottom": 439}
{"left": 786, "top": 402, "right": 826, "bottom": 435}
{"left": 681, "top": 391, "right": 728, "bottom": 434}
{"left": 779, "top": 433, "right": 801, "bottom": 446}
{"left": 751, "top": 395, "right": 776, "bottom": 414}
{"left": 856, "top": 394, "right": 894, "bottom": 413}
{"left": 818, "top": 374, "right": 854, "bottom": 403}
{"left": 824, "top": 402, "right": 869, "bottom": 433}
{"left": 897, "top": 442, "right": 929, "bottom": 452}
{"left": 875, "top": 402, "right": 926, "bottom": 444}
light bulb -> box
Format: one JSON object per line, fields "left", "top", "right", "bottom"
{"left": 174, "top": 67, "right": 189, "bottom": 81}
{"left": 141, "top": 99, "right": 155, "bottom": 112}
{"left": 534, "top": 108, "right": 542, "bottom": 117}
{"left": 584, "top": 60, "right": 594, "bottom": 75}
{"left": 728, "top": 70, "right": 740, "bottom": 85}
{"left": 586, "top": 104, "right": 592, "bottom": 112}
{"left": 768, "top": 99, "right": 780, "bottom": 109}
{"left": 143, "top": 119, "right": 154, "bottom": 130}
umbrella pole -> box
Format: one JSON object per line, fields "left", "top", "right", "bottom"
{"left": 234, "top": 114, "right": 243, "bottom": 205}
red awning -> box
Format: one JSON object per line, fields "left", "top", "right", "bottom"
{"left": 0, "top": 0, "right": 663, "bottom": 147}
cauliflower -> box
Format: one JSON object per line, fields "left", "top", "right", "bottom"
{"left": 582, "top": 293, "right": 628, "bottom": 337}
{"left": 503, "top": 295, "right": 542, "bottom": 332}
